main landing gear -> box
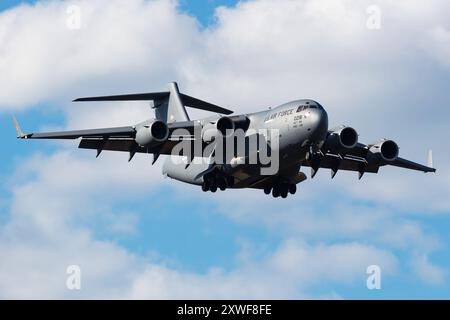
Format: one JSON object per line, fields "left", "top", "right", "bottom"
{"left": 263, "top": 183, "right": 297, "bottom": 199}
{"left": 202, "top": 173, "right": 234, "bottom": 193}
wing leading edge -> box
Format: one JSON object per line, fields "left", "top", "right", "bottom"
{"left": 391, "top": 156, "right": 436, "bottom": 173}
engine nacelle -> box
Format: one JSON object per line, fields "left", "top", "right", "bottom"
{"left": 323, "top": 126, "right": 358, "bottom": 153}
{"left": 368, "top": 139, "right": 399, "bottom": 163}
{"left": 135, "top": 120, "right": 169, "bottom": 146}
{"left": 202, "top": 116, "right": 235, "bottom": 142}
{"left": 229, "top": 115, "right": 251, "bottom": 131}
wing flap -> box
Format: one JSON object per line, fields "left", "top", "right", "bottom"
{"left": 303, "top": 154, "right": 379, "bottom": 173}
{"left": 78, "top": 138, "right": 198, "bottom": 157}
{"left": 78, "top": 139, "right": 143, "bottom": 153}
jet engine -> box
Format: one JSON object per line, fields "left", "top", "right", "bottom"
{"left": 323, "top": 126, "right": 358, "bottom": 153}
{"left": 202, "top": 116, "right": 236, "bottom": 142}
{"left": 368, "top": 139, "right": 399, "bottom": 163}
{"left": 135, "top": 120, "right": 169, "bottom": 146}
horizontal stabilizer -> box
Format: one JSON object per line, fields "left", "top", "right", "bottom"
{"left": 74, "top": 91, "right": 233, "bottom": 115}
{"left": 73, "top": 92, "right": 169, "bottom": 102}
{"left": 180, "top": 94, "right": 233, "bottom": 115}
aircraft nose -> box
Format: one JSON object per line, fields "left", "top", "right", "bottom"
{"left": 307, "top": 108, "right": 328, "bottom": 142}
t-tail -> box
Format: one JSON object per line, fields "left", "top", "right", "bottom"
{"left": 72, "top": 82, "right": 233, "bottom": 124}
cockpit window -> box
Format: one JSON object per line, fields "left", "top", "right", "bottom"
{"left": 309, "top": 105, "right": 317, "bottom": 109}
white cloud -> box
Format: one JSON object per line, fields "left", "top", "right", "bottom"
{"left": 0, "top": 0, "right": 199, "bottom": 109}
{"left": 1, "top": 154, "right": 399, "bottom": 298}
{"left": 0, "top": 229, "right": 142, "bottom": 299}
{"left": 3, "top": 131, "right": 401, "bottom": 298}
{"left": 411, "top": 253, "right": 446, "bottom": 286}
{"left": 426, "top": 26, "right": 450, "bottom": 68}
{"left": 127, "top": 241, "right": 396, "bottom": 299}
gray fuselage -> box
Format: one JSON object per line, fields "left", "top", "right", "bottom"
{"left": 163, "top": 99, "right": 328, "bottom": 189}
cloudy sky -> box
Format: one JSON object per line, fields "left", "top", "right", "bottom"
{"left": 0, "top": 0, "right": 449, "bottom": 299}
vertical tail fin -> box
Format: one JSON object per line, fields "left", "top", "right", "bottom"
{"left": 154, "top": 82, "right": 190, "bottom": 123}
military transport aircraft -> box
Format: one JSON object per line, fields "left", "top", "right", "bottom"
{"left": 13, "top": 82, "right": 435, "bottom": 198}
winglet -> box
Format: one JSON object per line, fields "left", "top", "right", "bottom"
{"left": 12, "top": 115, "right": 27, "bottom": 138}
{"left": 428, "top": 149, "right": 434, "bottom": 170}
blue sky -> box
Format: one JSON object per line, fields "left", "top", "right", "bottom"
{"left": 0, "top": 0, "right": 449, "bottom": 299}
{"left": 0, "top": 0, "right": 32, "bottom": 10}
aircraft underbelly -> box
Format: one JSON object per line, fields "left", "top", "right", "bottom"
{"left": 162, "top": 156, "right": 208, "bottom": 185}
{"left": 162, "top": 138, "right": 308, "bottom": 189}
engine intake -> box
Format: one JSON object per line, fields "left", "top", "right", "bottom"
{"left": 216, "top": 116, "right": 235, "bottom": 137}
{"left": 135, "top": 120, "right": 169, "bottom": 146}
{"left": 324, "top": 126, "right": 358, "bottom": 152}
{"left": 369, "top": 139, "right": 399, "bottom": 163}
{"left": 229, "top": 115, "right": 251, "bottom": 131}
{"left": 202, "top": 116, "right": 236, "bottom": 142}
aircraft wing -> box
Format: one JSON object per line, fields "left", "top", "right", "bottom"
{"left": 13, "top": 116, "right": 199, "bottom": 160}
{"left": 15, "top": 126, "right": 136, "bottom": 140}
{"left": 302, "top": 142, "right": 435, "bottom": 178}
{"left": 390, "top": 156, "right": 436, "bottom": 173}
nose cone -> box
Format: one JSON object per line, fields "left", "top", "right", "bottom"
{"left": 308, "top": 108, "right": 328, "bottom": 142}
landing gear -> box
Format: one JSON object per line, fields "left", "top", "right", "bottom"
{"left": 265, "top": 182, "right": 297, "bottom": 198}
{"left": 201, "top": 171, "right": 233, "bottom": 193}
{"left": 217, "top": 177, "right": 227, "bottom": 191}
{"left": 288, "top": 184, "right": 297, "bottom": 195}
{"left": 272, "top": 186, "right": 280, "bottom": 198}
{"left": 226, "top": 176, "right": 234, "bottom": 188}
{"left": 280, "top": 185, "right": 288, "bottom": 198}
